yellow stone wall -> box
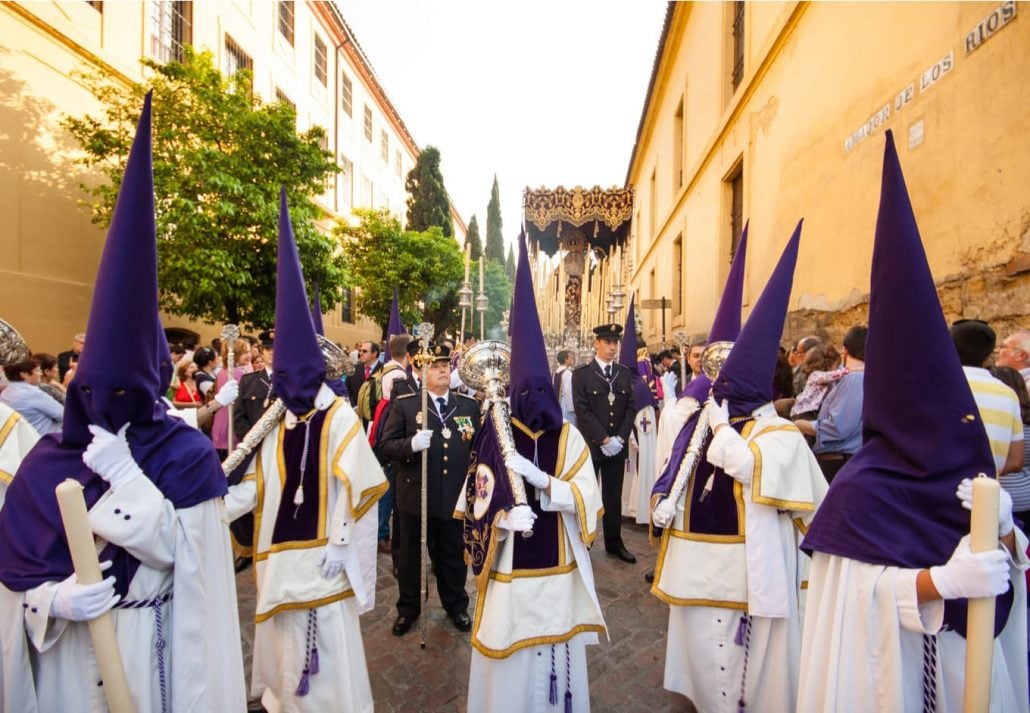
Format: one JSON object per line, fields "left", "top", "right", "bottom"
{"left": 627, "top": 1, "right": 1030, "bottom": 349}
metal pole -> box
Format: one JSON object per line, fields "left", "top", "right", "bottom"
{"left": 413, "top": 322, "right": 434, "bottom": 650}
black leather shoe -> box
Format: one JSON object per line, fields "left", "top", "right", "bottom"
{"left": 644, "top": 570, "right": 655, "bottom": 584}
{"left": 234, "top": 556, "right": 253, "bottom": 574}
{"left": 392, "top": 614, "right": 417, "bottom": 636}
{"left": 606, "top": 545, "right": 637, "bottom": 563}
{"left": 450, "top": 610, "right": 472, "bottom": 632}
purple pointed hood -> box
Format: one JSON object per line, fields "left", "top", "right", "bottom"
{"left": 0, "top": 93, "right": 226, "bottom": 597}
{"left": 61, "top": 92, "right": 166, "bottom": 445}
{"left": 619, "top": 297, "right": 657, "bottom": 411}
{"left": 387, "top": 287, "right": 405, "bottom": 340}
{"left": 679, "top": 222, "right": 749, "bottom": 402}
{"left": 711, "top": 222, "right": 801, "bottom": 416}
{"left": 801, "top": 131, "right": 1005, "bottom": 637}
{"left": 310, "top": 280, "right": 325, "bottom": 336}
{"left": 274, "top": 188, "right": 325, "bottom": 414}
{"left": 509, "top": 233, "right": 563, "bottom": 432}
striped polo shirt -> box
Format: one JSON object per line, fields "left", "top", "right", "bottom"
{"left": 963, "top": 366, "right": 1023, "bottom": 474}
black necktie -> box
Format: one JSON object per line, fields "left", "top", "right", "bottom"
{"left": 436, "top": 397, "right": 446, "bottom": 416}
{"left": 604, "top": 364, "right": 612, "bottom": 380}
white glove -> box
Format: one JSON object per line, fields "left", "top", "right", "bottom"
{"left": 706, "top": 398, "right": 730, "bottom": 430}
{"left": 82, "top": 424, "right": 143, "bottom": 490}
{"left": 605, "top": 437, "right": 624, "bottom": 457}
{"left": 411, "top": 429, "right": 433, "bottom": 453}
{"left": 498, "top": 504, "right": 537, "bottom": 533}
{"left": 319, "top": 543, "right": 349, "bottom": 580}
{"left": 214, "top": 379, "right": 239, "bottom": 407}
{"left": 652, "top": 497, "right": 677, "bottom": 528}
{"left": 929, "top": 534, "right": 1010, "bottom": 600}
{"left": 505, "top": 454, "right": 550, "bottom": 489}
{"left": 50, "top": 561, "right": 120, "bottom": 621}
{"left": 660, "top": 371, "right": 678, "bottom": 399}
{"left": 957, "top": 478, "right": 1014, "bottom": 537}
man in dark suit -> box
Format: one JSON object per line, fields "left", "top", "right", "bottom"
{"left": 345, "top": 341, "right": 381, "bottom": 410}
{"left": 233, "top": 332, "right": 276, "bottom": 441}
{"left": 378, "top": 342, "right": 479, "bottom": 636}
{"left": 572, "top": 323, "right": 637, "bottom": 562}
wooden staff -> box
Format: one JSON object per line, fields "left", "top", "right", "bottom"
{"left": 55, "top": 479, "right": 134, "bottom": 713}
{"left": 964, "top": 475, "right": 1000, "bottom": 713}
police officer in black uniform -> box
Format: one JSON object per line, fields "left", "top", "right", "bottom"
{"left": 572, "top": 323, "right": 637, "bottom": 562}
{"left": 379, "top": 342, "right": 479, "bottom": 635}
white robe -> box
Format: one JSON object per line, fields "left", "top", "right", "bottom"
{"left": 622, "top": 405, "right": 658, "bottom": 524}
{"left": 463, "top": 424, "right": 607, "bottom": 713}
{"left": 0, "top": 476, "right": 246, "bottom": 712}
{"left": 798, "top": 545, "right": 1030, "bottom": 713}
{"left": 654, "top": 404, "right": 827, "bottom": 712}
{"left": 225, "top": 386, "right": 386, "bottom": 713}
{"left": 0, "top": 403, "right": 40, "bottom": 509}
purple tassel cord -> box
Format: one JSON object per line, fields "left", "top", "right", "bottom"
{"left": 549, "top": 645, "right": 558, "bottom": 705}
{"left": 295, "top": 610, "right": 319, "bottom": 697}
{"left": 564, "top": 642, "right": 572, "bottom": 713}
{"left": 734, "top": 615, "right": 747, "bottom": 646}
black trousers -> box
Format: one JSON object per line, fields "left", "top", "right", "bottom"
{"left": 396, "top": 511, "right": 469, "bottom": 619}
{"left": 597, "top": 458, "right": 626, "bottom": 551}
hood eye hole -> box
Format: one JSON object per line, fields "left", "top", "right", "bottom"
{"left": 82, "top": 386, "right": 92, "bottom": 394}
{"left": 113, "top": 388, "right": 127, "bottom": 396}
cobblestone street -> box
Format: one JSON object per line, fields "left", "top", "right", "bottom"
{"left": 237, "top": 521, "right": 695, "bottom": 712}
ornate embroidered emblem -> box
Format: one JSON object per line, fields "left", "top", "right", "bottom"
{"left": 472, "top": 464, "right": 495, "bottom": 521}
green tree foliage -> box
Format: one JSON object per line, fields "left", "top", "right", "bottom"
{"left": 405, "top": 145, "right": 452, "bottom": 237}
{"left": 505, "top": 244, "right": 516, "bottom": 281}
{"left": 485, "top": 175, "right": 504, "bottom": 262}
{"left": 481, "top": 260, "right": 513, "bottom": 341}
{"left": 336, "top": 209, "right": 464, "bottom": 337}
{"left": 61, "top": 47, "right": 343, "bottom": 329}
{"left": 466, "top": 214, "right": 483, "bottom": 261}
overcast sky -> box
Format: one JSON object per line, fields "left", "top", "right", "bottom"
{"left": 337, "top": 0, "right": 667, "bottom": 250}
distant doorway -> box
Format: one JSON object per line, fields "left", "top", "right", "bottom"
{"left": 165, "top": 327, "right": 200, "bottom": 347}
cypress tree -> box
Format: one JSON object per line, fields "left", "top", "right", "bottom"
{"left": 485, "top": 175, "right": 504, "bottom": 262}
{"left": 405, "top": 145, "right": 452, "bottom": 237}
{"left": 466, "top": 214, "right": 483, "bottom": 260}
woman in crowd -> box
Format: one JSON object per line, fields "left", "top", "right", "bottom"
{"left": 33, "top": 352, "right": 66, "bottom": 404}
{"left": 790, "top": 343, "right": 843, "bottom": 420}
{"left": 173, "top": 359, "right": 203, "bottom": 409}
{"left": 0, "top": 357, "right": 63, "bottom": 434}
{"left": 211, "top": 337, "right": 249, "bottom": 459}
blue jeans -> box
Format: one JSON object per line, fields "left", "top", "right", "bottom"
{"left": 378, "top": 464, "right": 395, "bottom": 541}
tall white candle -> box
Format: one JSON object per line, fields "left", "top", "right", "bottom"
{"left": 55, "top": 480, "right": 134, "bottom": 713}
{"left": 964, "top": 475, "right": 1000, "bottom": 713}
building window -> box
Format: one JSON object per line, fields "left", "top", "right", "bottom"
{"left": 731, "top": 1, "right": 745, "bottom": 91}
{"left": 314, "top": 35, "right": 327, "bottom": 86}
{"left": 277, "top": 1, "right": 294, "bottom": 46}
{"left": 672, "top": 234, "right": 683, "bottom": 317}
{"left": 380, "top": 130, "right": 389, "bottom": 162}
{"left": 648, "top": 169, "right": 657, "bottom": 241}
{"left": 150, "top": 1, "right": 192, "bottom": 64}
{"left": 361, "top": 175, "right": 373, "bottom": 206}
{"left": 395, "top": 149, "right": 402, "bottom": 178}
{"left": 673, "top": 98, "right": 684, "bottom": 190}
{"left": 363, "top": 106, "right": 373, "bottom": 142}
{"left": 340, "top": 288, "right": 354, "bottom": 323}
{"left": 224, "top": 34, "right": 253, "bottom": 77}
{"left": 274, "top": 87, "right": 295, "bottom": 112}
{"left": 340, "top": 156, "right": 354, "bottom": 209}
{"left": 341, "top": 73, "right": 352, "bottom": 116}
{"left": 728, "top": 163, "right": 744, "bottom": 259}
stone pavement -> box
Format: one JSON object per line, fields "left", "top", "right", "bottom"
{"left": 236, "top": 521, "right": 696, "bottom": 712}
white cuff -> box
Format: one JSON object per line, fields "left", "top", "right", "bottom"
{"left": 25, "top": 581, "right": 67, "bottom": 653}
{"left": 540, "top": 478, "right": 576, "bottom": 514}
{"left": 706, "top": 425, "right": 754, "bottom": 481}
{"left": 896, "top": 567, "right": 943, "bottom": 634}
